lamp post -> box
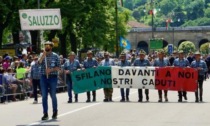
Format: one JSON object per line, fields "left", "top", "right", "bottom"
{"left": 37, "top": 0, "right": 41, "bottom": 53}
{"left": 115, "top": 0, "right": 119, "bottom": 57}
{"left": 143, "top": 0, "right": 160, "bottom": 39}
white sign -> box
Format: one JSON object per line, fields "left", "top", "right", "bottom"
{"left": 111, "top": 66, "right": 156, "bottom": 89}
{"left": 19, "top": 9, "right": 62, "bottom": 30}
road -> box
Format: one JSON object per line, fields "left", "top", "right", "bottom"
{"left": 1, "top": 78, "right": 210, "bottom": 126}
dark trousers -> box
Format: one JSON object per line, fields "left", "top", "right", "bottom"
{"left": 138, "top": 89, "right": 149, "bottom": 100}
{"left": 87, "top": 91, "right": 96, "bottom": 100}
{"left": 32, "top": 79, "right": 41, "bottom": 101}
{"left": 195, "top": 76, "right": 204, "bottom": 100}
{"left": 158, "top": 90, "right": 168, "bottom": 99}
{"left": 120, "top": 88, "right": 129, "bottom": 99}
{"left": 67, "top": 79, "right": 78, "bottom": 101}
{"left": 40, "top": 75, "right": 58, "bottom": 114}
{"left": 178, "top": 91, "right": 187, "bottom": 99}
{"left": 104, "top": 88, "right": 113, "bottom": 99}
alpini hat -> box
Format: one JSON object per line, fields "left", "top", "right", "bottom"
{"left": 44, "top": 41, "right": 54, "bottom": 47}
{"left": 120, "top": 52, "right": 126, "bottom": 56}
{"left": 87, "top": 50, "right": 93, "bottom": 54}
{"left": 69, "top": 51, "right": 76, "bottom": 56}
{"left": 139, "top": 49, "right": 146, "bottom": 55}
{"left": 158, "top": 49, "right": 165, "bottom": 54}
{"left": 104, "top": 51, "right": 109, "bottom": 56}
{"left": 194, "top": 51, "right": 201, "bottom": 55}
{"left": 178, "top": 50, "right": 184, "bottom": 54}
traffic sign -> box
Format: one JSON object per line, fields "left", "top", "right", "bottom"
{"left": 168, "top": 44, "right": 173, "bottom": 55}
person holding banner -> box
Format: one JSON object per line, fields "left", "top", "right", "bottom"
{"left": 173, "top": 50, "right": 190, "bottom": 102}
{"left": 118, "top": 52, "right": 131, "bottom": 102}
{"left": 190, "top": 51, "right": 208, "bottom": 102}
{"left": 38, "top": 41, "right": 60, "bottom": 120}
{"left": 133, "top": 49, "right": 151, "bottom": 102}
{"left": 83, "top": 50, "right": 98, "bottom": 102}
{"left": 100, "top": 51, "right": 115, "bottom": 102}
{"left": 63, "top": 52, "right": 81, "bottom": 103}
{"left": 153, "top": 50, "right": 170, "bottom": 102}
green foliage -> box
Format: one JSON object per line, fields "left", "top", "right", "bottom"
{"left": 204, "top": 8, "right": 210, "bottom": 18}
{"left": 182, "top": 17, "right": 210, "bottom": 26}
{"left": 0, "top": 0, "right": 130, "bottom": 54}
{"left": 178, "top": 41, "right": 196, "bottom": 54}
{"left": 123, "top": 0, "right": 210, "bottom": 27}
{"left": 200, "top": 42, "right": 210, "bottom": 54}
{"left": 2, "top": 28, "right": 12, "bottom": 44}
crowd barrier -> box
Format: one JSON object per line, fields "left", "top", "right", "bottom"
{"left": 0, "top": 68, "right": 67, "bottom": 103}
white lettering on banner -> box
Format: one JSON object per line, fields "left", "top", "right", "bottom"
{"left": 111, "top": 66, "right": 156, "bottom": 89}
{"left": 19, "top": 9, "right": 62, "bottom": 30}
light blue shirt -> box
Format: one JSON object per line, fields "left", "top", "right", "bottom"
{"left": 190, "top": 60, "right": 208, "bottom": 76}
{"left": 133, "top": 58, "right": 150, "bottom": 66}
{"left": 153, "top": 58, "right": 170, "bottom": 67}
{"left": 100, "top": 58, "right": 115, "bottom": 66}
{"left": 173, "top": 58, "right": 190, "bottom": 68}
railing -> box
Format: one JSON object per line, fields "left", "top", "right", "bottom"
{"left": 0, "top": 69, "right": 67, "bottom": 103}
{"left": 129, "top": 26, "right": 210, "bottom": 32}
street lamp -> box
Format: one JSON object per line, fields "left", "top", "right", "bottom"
{"left": 37, "top": 0, "right": 41, "bottom": 53}
{"left": 143, "top": 0, "right": 160, "bottom": 39}
{"left": 115, "top": 0, "right": 119, "bottom": 57}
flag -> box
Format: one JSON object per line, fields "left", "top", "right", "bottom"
{"left": 120, "top": 36, "right": 131, "bottom": 50}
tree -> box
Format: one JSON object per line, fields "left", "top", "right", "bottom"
{"left": 178, "top": 41, "right": 196, "bottom": 54}
{"left": 200, "top": 42, "right": 210, "bottom": 54}
{"left": 0, "top": 1, "right": 20, "bottom": 48}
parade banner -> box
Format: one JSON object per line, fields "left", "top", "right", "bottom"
{"left": 72, "top": 67, "right": 112, "bottom": 94}
{"left": 72, "top": 66, "right": 198, "bottom": 94}
{"left": 19, "top": 9, "right": 62, "bottom": 30}
{"left": 155, "top": 67, "right": 198, "bottom": 91}
{"left": 111, "top": 66, "right": 156, "bottom": 89}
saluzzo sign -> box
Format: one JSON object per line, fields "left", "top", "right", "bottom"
{"left": 19, "top": 9, "right": 62, "bottom": 30}
{"left": 71, "top": 66, "right": 198, "bottom": 94}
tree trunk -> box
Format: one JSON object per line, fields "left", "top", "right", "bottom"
{"left": 12, "top": 31, "right": 19, "bottom": 45}
{"left": 58, "top": 32, "right": 67, "bottom": 57}
{"left": 70, "top": 33, "right": 77, "bottom": 54}
{"left": 30, "top": 31, "right": 38, "bottom": 53}
{"left": 48, "top": 30, "right": 57, "bottom": 41}
{"left": 0, "top": 27, "right": 4, "bottom": 48}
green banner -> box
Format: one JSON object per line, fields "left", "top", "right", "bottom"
{"left": 150, "top": 39, "right": 163, "bottom": 49}
{"left": 72, "top": 66, "right": 112, "bottom": 94}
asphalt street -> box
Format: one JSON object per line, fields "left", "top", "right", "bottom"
{"left": 1, "top": 78, "right": 210, "bottom": 126}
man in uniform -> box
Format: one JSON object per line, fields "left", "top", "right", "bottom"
{"left": 30, "top": 56, "right": 41, "bottom": 104}
{"left": 117, "top": 52, "right": 131, "bottom": 102}
{"left": 190, "top": 51, "right": 208, "bottom": 102}
{"left": 153, "top": 50, "right": 170, "bottom": 102}
{"left": 63, "top": 52, "right": 81, "bottom": 103}
{"left": 133, "top": 49, "right": 150, "bottom": 102}
{"left": 83, "top": 50, "right": 98, "bottom": 102}
{"left": 100, "top": 51, "right": 115, "bottom": 102}
{"left": 173, "top": 50, "right": 190, "bottom": 102}
{"left": 38, "top": 41, "right": 60, "bottom": 120}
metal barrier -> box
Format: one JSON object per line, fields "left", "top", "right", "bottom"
{"left": 0, "top": 68, "right": 68, "bottom": 103}
{"left": 57, "top": 68, "right": 67, "bottom": 92}
{"left": 0, "top": 73, "right": 33, "bottom": 102}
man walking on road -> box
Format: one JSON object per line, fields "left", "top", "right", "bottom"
{"left": 133, "top": 49, "right": 151, "bottom": 102}
{"left": 38, "top": 41, "right": 60, "bottom": 120}
{"left": 173, "top": 50, "right": 190, "bottom": 102}
{"left": 190, "top": 51, "right": 208, "bottom": 102}
{"left": 100, "top": 51, "right": 115, "bottom": 102}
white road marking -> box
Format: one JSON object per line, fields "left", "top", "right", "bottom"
{"left": 27, "top": 91, "right": 137, "bottom": 126}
